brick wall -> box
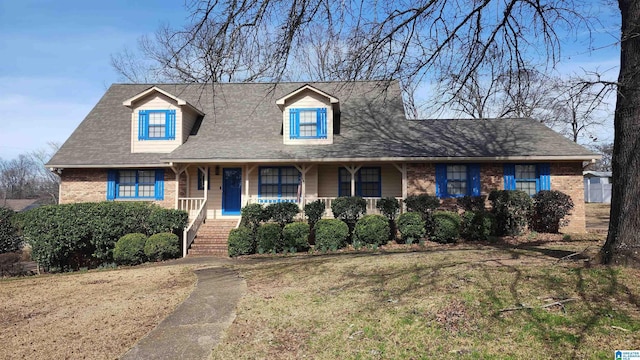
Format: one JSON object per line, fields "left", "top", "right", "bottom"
{"left": 407, "top": 163, "right": 435, "bottom": 195}
{"left": 405, "top": 161, "right": 586, "bottom": 233}
{"left": 551, "top": 162, "right": 586, "bottom": 233}
{"left": 59, "top": 168, "right": 177, "bottom": 210}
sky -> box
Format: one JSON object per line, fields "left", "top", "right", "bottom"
{"left": 0, "top": 1, "right": 621, "bottom": 161}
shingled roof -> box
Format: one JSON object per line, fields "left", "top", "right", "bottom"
{"left": 47, "top": 80, "right": 597, "bottom": 167}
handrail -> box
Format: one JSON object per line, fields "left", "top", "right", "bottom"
{"left": 182, "top": 199, "right": 207, "bottom": 257}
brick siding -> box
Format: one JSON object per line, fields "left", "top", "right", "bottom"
{"left": 59, "top": 168, "right": 177, "bottom": 209}
{"left": 406, "top": 162, "right": 586, "bottom": 233}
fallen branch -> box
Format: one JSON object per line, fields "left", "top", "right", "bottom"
{"left": 611, "top": 325, "right": 630, "bottom": 332}
{"left": 499, "top": 298, "right": 578, "bottom": 313}
{"left": 557, "top": 247, "right": 592, "bottom": 262}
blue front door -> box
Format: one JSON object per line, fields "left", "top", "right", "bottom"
{"left": 222, "top": 168, "right": 242, "bottom": 215}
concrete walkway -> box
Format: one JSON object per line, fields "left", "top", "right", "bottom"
{"left": 121, "top": 265, "right": 246, "bottom": 360}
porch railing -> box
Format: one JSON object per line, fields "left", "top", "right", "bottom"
{"left": 246, "top": 196, "right": 404, "bottom": 217}
{"left": 178, "top": 197, "right": 206, "bottom": 219}
{"left": 182, "top": 199, "right": 207, "bottom": 257}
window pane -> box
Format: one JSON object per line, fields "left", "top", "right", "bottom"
{"left": 260, "top": 184, "right": 279, "bottom": 197}
{"left": 516, "top": 165, "right": 536, "bottom": 179}
{"left": 299, "top": 123, "right": 317, "bottom": 137}
{"left": 360, "top": 168, "right": 378, "bottom": 182}
{"left": 281, "top": 185, "right": 298, "bottom": 198}
{"left": 148, "top": 112, "right": 166, "bottom": 138}
{"left": 447, "top": 181, "right": 467, "bottom": 196}
{"left": 280, "top": 168, "right": 299, "bottom": 185}
{"left": 118, "top": 170, "right": 136, "bottom": 197}
{"left": 360, "top": 182, "right": 380, "bottom": 197}
{"left": 260, "top": 168, "right": 279, "bottom": 184}
{"left": 516, "top": 180, "right": 537, "bottom": 196}
{"left": 447, "top": 165, "right": 467, "bottom": 180}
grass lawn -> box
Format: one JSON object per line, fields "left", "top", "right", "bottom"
{"left": 0, "top": 263, "right": 196, "bottom": 360}
{"left": 213, "top": 235, "right": 640, "bottom": 359}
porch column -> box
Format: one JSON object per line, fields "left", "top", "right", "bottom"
{"left": 245, "top": 165, "right": 257, "bottom": 206}
{"left": 342, "top": 165, "right": 362, "bottom": 196}
{"left": 171, "top": 164, "right": 189, "bottom": 210}
{"left": 392, "top": 163, "right": 408, "bottom": 211}
{"left": 294, "top": 164, "right": 313, "bottom": 208}
{"left": 198, "top": 166, "right": 209, "bottom": 202}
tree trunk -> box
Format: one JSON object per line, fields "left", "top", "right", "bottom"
{"left": 601, "top": 0, "right": 640, "bottom": 266}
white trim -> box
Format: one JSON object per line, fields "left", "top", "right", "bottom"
{"left": 276, "top": 84, "right": 339, "bottom": 106}
{"left": 123, "top": 86, "right": 205, "bottom": 115}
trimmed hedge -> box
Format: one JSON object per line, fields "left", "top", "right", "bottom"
{"left": 20, "top": 202, "right": 187, "bottom": 271}
{"left": 403, "top": 194, "right": 439, "bottom": 236}
{"left": 314, "top": 219, "right": 349, "bottom": 252}
{"left": 529, "top": 190, "right": 574, "bottom": 233}
{"left": 265, "top": 202, "right": 300, "bottom": 227}
{"left": 304, "top": 199, "right": 326, "bottom": 245}
{"left": 460, "top": 211, "right": 494, "bottom": 241}
{"left": 457, "top": 195, "right": 486, "bottom": 212}
{"left": 376, "top": 197, "right": 400, "bottom": 240}
{"left": 240, "top": 203, "right": 266, "bottom": 231}
{"left": 257, "top": 223, "right": 282, "bottom": 253}
{"left": 331, "top": 197, "right": 367, "bottom": 236}
{"left": 431, "top": 211, "right": 461, "bottom": 243}
{"left": 113, "top": 233, "right": 147, "bottom": 265}
{"left": 0, "top": 207, "right": 20, "bottom": 254}
{"left": 489, "top": 190, "right": 533, "bottom": 236}
{"left": 144, "top": 232, "right": 180, "bottom": 261}
{"left": 228, "top": 227, "right": 254, "bottom": 257}
{"left": 397, "top": 212, "right": 426, "bottom": 244}
{"left": 353, "top": 214, "right": 390, "bottom": 246}
{"left": 283, "top": 222, "right": 310, "bottom": 252}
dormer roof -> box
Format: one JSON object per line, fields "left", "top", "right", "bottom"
{"left": 275, "top": 84, "right": 339, "bottom": 107}
{"left": 123, "top": 86, "right": 205, "bottom": 116}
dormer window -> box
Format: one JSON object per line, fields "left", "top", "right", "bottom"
{"left": 138, "top": 110, "right": 176, "bottom": 140}
{"left": 289, "top": 108, "right": 327, "bottom": 139}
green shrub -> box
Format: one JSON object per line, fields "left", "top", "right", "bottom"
{"left": 396, "top": 212, "right": 426, "bottom": 244}
{"left": 228, "top": 227, "right": 255, "bottom": 257}
{"left": 331, "top": 197, "right": 367, "bottom": 237}
{"left": 354, "top": 214, "right": 390, "bottom": 246}
{"left": 20, "top": 202, "right": 188, "bottom": 270}
{"left": 0, "top": 208, "right": 21, "bottom": 254}
{"left": 283, "top": 222, "right": 310, "bottom": 252}
{"left": 113, "top": 233, "right": 147, "bottom": 265}
{"left": 304, "top": 199, "right": 326, "bottom": 229}
{"left": 240, "top": 203, "right": 266, "bottom": 231}
{"left": 265, "top": 202, "right": 300, "bottom": 227}
{"left": 148, "top": 208, "right": 188, "bottom": 235}
{"left": 257, "top": 223, "right": 283, "bottom": 253}
{"left": 431, "top": 211, "right": 461, "bottom": 243}
{"left": 314, "top": 219, "right": 349, "bottom": 251}
{"left": 304, "top": 199, "right": 326, "bottom": 245}
{"left": 457, "top": 195, "right": 487, "bottom": 212}
{"left": 403, "top": 194, "right": 439, "bottom": 235}
{"left": 489, "top": 190, "right": 533, "bottom": 236}
{"left": 460, "top": 211, "right": 494, "bottom": 241}
{"left": 144, "top": 232, "right": 180, "bottom": 261}
{"left": 529, "top": 190, "right": 574, "bottom": 233}
{"left": 376, "top": 197, "right": 400, "bottom": 240}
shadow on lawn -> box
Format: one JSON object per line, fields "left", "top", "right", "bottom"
{"left": 233, "top": 243, "right": 639, "bottom": 357}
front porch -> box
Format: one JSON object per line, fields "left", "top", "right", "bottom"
{"left": 173, "top": 162, "right": 410, "bottom": 256}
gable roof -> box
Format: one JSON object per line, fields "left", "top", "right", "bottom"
{"left": 275, "top": 84, "right": 339, "bottom": 106}
{"left": 122, "top": 86, "right": 205, "bottom": 115}
{"left": 47, "top": 80, "right": 598, "bottom": 168}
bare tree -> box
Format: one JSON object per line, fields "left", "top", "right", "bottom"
{"left": 0, "top": 143, "right": 61, "bottom": 204}
{"left": 28, "top": 142, "right": 61, "bottom": 204}
{"left": 589, "top": 143, "right": 613, "bottom": 172}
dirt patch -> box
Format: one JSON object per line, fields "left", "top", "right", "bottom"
{"left": 0, "top": 264, "right": 196, "bottom": 360}
{"left": 586, "top": 203, "right": 610, "bottom": 231}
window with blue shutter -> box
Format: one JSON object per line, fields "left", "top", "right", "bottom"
{"left": 138, "top": 110, "right": 176, "bottom": 140}
{"left": 435, "top": 164, "right": 481, "bottom": 198}
{"left": 106, "top": 169, "right": 165, "bottom": 200}
{"left": 338, "top": 167, "right": 381, "bottom": 197}
{"left": 258, "top": 167, "right": 301, "bottom": 202}
{"left": 503, "top": 163, "right": 551, "bottom": 196}
{"left": 289, "top": 108, "right": 327, "bottom": 139}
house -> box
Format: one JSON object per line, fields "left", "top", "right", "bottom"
{"left": 583, "top": 171, "right": 612, "bottom": 203}
{"left": 47, "top": 81, "right": 598, "bottom": 256}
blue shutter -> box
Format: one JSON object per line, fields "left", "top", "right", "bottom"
{"left": 318, "top": 108, "right": 327, "bottom": 138}
{"left": 435, "top": 164, "right": 447, "bottom": 198}
{"left": 468, "top": 164, "right": 481, "bottom": 196}
{"left": 538, "top": 163, "right": 551, "bottom": 191}
{"left": 154, "top": 169, "right": 164, "bottom": 200}
{"left": 138, "top": 111, "right": 148, "bottom": 140}
{"left": 503, "top": 164, "right": 516, "bottom": 190}
{"left": 290, "top": 109, "right": 299, "bottom": 138}
{"left": 167, "top": 110, "right": 176, "bottom": 140}
{"left": 106, "top": 170, "right": 117, "bottom": 201}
